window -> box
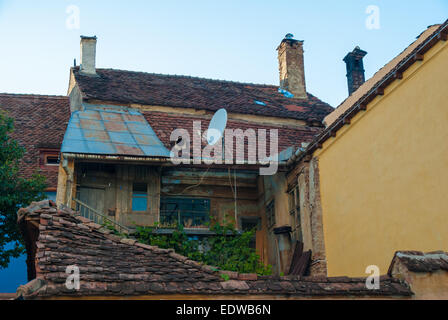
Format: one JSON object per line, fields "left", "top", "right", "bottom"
{"left": 266, "top": 200, "right": 275, "bottom": 228}
{"left": 160, "top": 198, "right": 210, "bottom": 228}
{"left": 39, "top": 149, "right": 60, "bottom": 167}
{"left": 132, "top": 183, "right": 148, "bottom": 212}
{"left": 45, "top": 155, "right": 59, "bottom": 165}
{"left": 288, "top": 185, "right": 300, "bottom": 216}
{"left": 288, "top": 184, "right": 303, "bottom": 242}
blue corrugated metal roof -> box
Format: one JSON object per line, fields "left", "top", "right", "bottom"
{"left": 61, "top": 105, "right": 170, "bottom": 157}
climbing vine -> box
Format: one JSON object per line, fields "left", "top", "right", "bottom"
{"left": 133, "top": 221, "right": 272, "bottom": 276}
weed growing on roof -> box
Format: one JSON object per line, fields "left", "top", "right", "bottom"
{"left": 133, "top": 220, "right": 272, "bottom": 276}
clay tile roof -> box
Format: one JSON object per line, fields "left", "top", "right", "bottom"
{"left": 72, "top": 68, "right": 334, "bottom": 122}
{"left": 143, "top": 111, "right": 323, "bottom": 157}
{"left": 388, "top": 251, "right": 448, "bottom": 274}
{"left": 0, "top": 93, "right": 70, "bottom": 189}
{"left": 16, "top": 200, "right": 412, "bottom": 299}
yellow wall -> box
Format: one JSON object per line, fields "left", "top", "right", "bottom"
{"left": 315, "top": 40, "right": 448, "bottom": 277}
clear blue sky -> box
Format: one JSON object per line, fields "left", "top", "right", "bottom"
{"left": 0, "top": 0, "right": 447, "bottom": 107}
{"left": 0, "top": 0, "right": 447, "bottom": 293}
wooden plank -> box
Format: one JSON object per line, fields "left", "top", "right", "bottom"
{"left": 161, "top": 184, "right": 258, "bottom": 201}
{"left": 376, "top": 87, "right": 384, "bottom": 96}
{"left": 414, "top": 53, "right": 424, "bottom": 61}
{"left": 56, "top": 158, "right": 68, "bottom": 207}
{"left": 291, "top": 250, "right": 311, "bottom": 276}
{"left": 288, "top": 241, "right": 304, "bottom": 275}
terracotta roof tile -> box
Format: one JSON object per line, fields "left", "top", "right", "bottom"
{"left": 73, "top": 68, "right": 334, "bottom": 122}
{"left": 144, "top": 111, "right": 322, "bottom": 157}
{"left": 388, "top": 251, "right": 448, "bottom": 274}
{"left": 16, "top": 200, "right": 412, "bottom": 299}
{"left": 0, "top": 94, "right": 70, "bottom": 189}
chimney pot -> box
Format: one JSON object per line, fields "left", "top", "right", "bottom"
{"left": 80, "top": 35, "right": 97, "bottom": 75}
{"left": 344, "top": 47, "right": 367, "bottom": 96}
{"left": 277, "top": 34, "right": 307, "bottom": 99}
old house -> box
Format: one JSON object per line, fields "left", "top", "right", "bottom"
{"left": 8, "top": 22, "right": 448, "bottom": 300}
{"left": 55, "top": 35, "right": 333, "bottom": 274}
{"left": 284, "top": 20, "right": 448, "bottom": 277}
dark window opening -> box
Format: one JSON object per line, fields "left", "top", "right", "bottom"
{"left": 160, "top": 198, "right": 210, "bottom": 228}
{"left": 240, "top": 217, "right": 261, "bottom": 249}
{"left": 132, "top": 183, "right": 148, "bottom": 212}
{"left": 288, "top": 185, "right": 303, "bottom": 242}
{"left": 45, "top": 155, "right": 59, "bottom": 165}
{"left": 39, "top": 149, "right": 60, "bottom": 167}
{"left": 288, "top": 185, "right": 300, "bottom": 216}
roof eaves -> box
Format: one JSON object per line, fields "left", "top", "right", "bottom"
{"left": 288, "top": 19, "right": 448, "bottom": 166}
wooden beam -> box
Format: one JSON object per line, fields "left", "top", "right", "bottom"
{"left": 359, "top": 103, "right": 367, "bottom": 111}
{"left": 330, "top": 130, "right": 337, "bottom": 138}
{"left": 438, "top": 32, "right": 448, "bottom": 41}
{"left": 395, "top": 72, "right": 403, "bottom": 80}
{"left": 414, "top": 53, "right": 424, "bottom": 61}
{"left": 303, "top": 154, "right": 312, "bottom": 163}
{"left": 343, "top": 117, "right": 351, "bottom": 125}
{"left": 376, "top": 87, "right": 384, "bottom": 96}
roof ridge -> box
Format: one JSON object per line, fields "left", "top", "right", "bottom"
{"left": 0, "top": 92, "right": 68, "bottom": 100}
{"left": 289, "top": 19, "right": 448, "bottom": 165}
{"left": 18, "top": 200, "right": 222, "bottom": 277}
{"left": 80, "top": 67, "right": 279, "bottom": 88}
{"left": 333, "top": 23, "right": 443, "bottom": 112}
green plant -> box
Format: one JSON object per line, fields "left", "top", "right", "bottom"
{"left": 220, "top": 273, "right": 230, "bottom": 281}
{"left": 133, "top": 219, "right": 272, "bottom": 276}
{"left": 0, "top": 112, "right": 46, "bottom": 268}
{"left": 134, "top": 222, "right": 203, "bottom": 261}
{"left": 102, "top": 219, "right": 127, "bottom": 238}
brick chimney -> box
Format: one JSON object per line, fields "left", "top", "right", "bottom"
{"left": 343, "top": 46, "right": 367, "bottom": 96}
{"left": 80, "top": 36, "right": 97, "bottom": 75}
{"left": 277, "top": 34, "right": 307, "bottom": 99}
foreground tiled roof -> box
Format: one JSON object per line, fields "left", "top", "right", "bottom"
{"left": 0, "top": 94, "right": 70, "bottom": 189}
{"left": 16, "top": 200, "right": 412, "bottom": 299}
{"left": 388, "top": 251, "right": 448, "bottom": 274}
{"left": 72, "top": 68, "right": 334, "bottom": 122}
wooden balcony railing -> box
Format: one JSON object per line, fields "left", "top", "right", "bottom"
{"left": 72, "top": 198, "right": 131, "bottom": 235}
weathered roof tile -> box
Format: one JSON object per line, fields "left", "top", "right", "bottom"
{"left": 73, "top": 68, "right": 334, "bottom": 122}
{"left": 17, "top": 200, "right": 412, "bottom": 299}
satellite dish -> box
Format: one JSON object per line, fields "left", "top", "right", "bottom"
{"left": 206, "top": 108, "right": 227, "bottom": 145}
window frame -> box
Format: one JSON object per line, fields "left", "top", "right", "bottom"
{"left": 288, "top": 185, "right": 300, "bottom": 216}
{"left": 39, "top": 149, "right": 60, "bottom": 168}
{"left": 160, "top": 197, "right": 211, "bottom": 229}
{"left": 131, "top": 182, "right": 149, "bottom": 213}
